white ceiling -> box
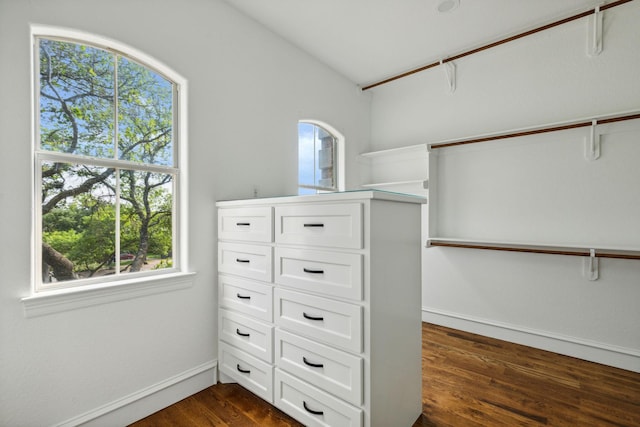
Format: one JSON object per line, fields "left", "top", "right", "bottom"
{"left": 222, "top": 0, "right": 603, "bottom": 87}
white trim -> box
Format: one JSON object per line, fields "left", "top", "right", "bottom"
{"left": 22, "top": 272, "right": 196, "bottom": 317}
{"left": 31, "top": 34, "right": 41, "bottom": 294}
{"left": 54, "top": 360, "right": 217, "bottom": 427}
{"left": 37, "top": 151, "right": 180, "bottom": 175}
{"left": 422, "top": 307, "right": 640, "bottom": 373}
{"left": 30, "top": 24, "right": 181, "bottom": 82}
{"left": 30, "top": 24, "right": 189, "bottom": 293}
{"left": 176, "top": 82, "right": 189, "bottom": 275}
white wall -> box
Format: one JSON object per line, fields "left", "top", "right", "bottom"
{"left": 0, "top": 0, "right": 370, "bottom": 425}
{"left": 369, "top": 3, "right": 640, "bottom": 371}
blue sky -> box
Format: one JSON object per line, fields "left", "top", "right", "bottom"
{"left": 298, "top": 122, "right": 318, "bottom": 194}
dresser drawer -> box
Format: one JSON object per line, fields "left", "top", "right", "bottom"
{"left": 275, "top": 329, "right": 363, "bottom": 406}
{"left": 275, "top": 369, "right": 363, "bottom": 427}
{"left": 218, "top": 242, "right": 272, "bottom": 282}
{"left": 275, "top": 288, "right": 363, "bottom": 353}
{"left": 219, "top": 342, "right": 273, "bottom": 403}
{"left": 275, "top": 247, "right": 363, "bottom": 301}
{"left": 219, "top": 275, "right": 273, "bottom": 322}
{"left": 219, "top": 308, "right": 273, "bottom": 363}
{"left": 218, "top": 206, "right": 273, "bottom": 242}
{"left": 275, "top": 203, "right": 363, "bottom": 249}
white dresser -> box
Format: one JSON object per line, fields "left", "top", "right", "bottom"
{"left": 217, "top": 191, "right": 425, "bottom": 427}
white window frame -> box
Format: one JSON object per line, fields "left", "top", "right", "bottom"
{"left": 24, "top": 25, "right": 191, "bottom": 314}
{"left": 298, "top": 119, "right": 345, "bottom": 194}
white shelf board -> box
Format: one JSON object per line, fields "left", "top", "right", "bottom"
{"left": 359, "top": 143, "right": 428, "bottom": 158}
{"left": 361, "top": 179, "right": 427, "bottom": 188}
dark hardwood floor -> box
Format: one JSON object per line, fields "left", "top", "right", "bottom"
{"left": 131, "top": 323, "right": 640, "bottom": 426}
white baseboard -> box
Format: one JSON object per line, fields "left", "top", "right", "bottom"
{"left": 422, "top": 308, "right": 640, "bottom": 373}
{"left": 56, "top": 360, "right": 218, "bottom": 427}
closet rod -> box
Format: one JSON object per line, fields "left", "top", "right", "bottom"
{"left": 429, "top": 111, "right": 640, "bottom": 149}
{"left": 428, "top": 240, "right": 640, "bottom": 260}
{"left": 360, "top": 0, "right": 634, "bottom": 91}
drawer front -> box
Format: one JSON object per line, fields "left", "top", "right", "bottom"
{"left": 219, "top": 275, "right": 273, "bottom": 322}
{"left": 275, "top": 288, "right": 363, "bottom": 353}
{"left": 274, "top": 369, "right": 363, "bottom": 427}
{"left": 275, "top": 329, "right": 363, "bottom": 406}
{"left": 275, "top": 203, "right": 363, "bottom": 249}
{"left": 219, "top": 342, "right": 273, "bottom": 403}
{"left": 218, "top": 242, "right": 272, "bottom": 282}
{"left": 219, "top": 309, "right": 274, "bottom": 363}
{"left": 275, "top": 247, "right": 363, "bottom": 301}
{"left": 218, "top": 206, "right": 273, "bottom": 242}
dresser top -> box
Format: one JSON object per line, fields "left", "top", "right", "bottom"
{"left": 216, "top": 189, "right": 427, "bottom": 207}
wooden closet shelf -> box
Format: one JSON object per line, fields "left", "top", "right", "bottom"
{"left": 428, "top": 110, "right": 640, "bottom": 150}
{"left": 361, "top": 0, "right": 634, "bottom": 91}
{"left": 427, "top": 239, "right": 640, "bottom": 260}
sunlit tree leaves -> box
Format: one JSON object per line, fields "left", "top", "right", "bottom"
{"left": 39, "top": 38, "right": 175, "bottom": 283}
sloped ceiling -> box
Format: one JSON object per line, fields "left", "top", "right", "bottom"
{"left": 222, "top": 0, "right": 604, "bottom": 87}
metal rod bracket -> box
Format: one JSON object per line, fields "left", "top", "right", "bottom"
{"left": 583, "top": 249, "right": 599, "bottom": 281}
{"left": 587, "top": 5, "right": 604, "bottom": 56}
{"left": 585, "top": 120, "right": 601, "bottom": 161}
{"left": 440, "top": 59, "right": 456, "bottom": 93}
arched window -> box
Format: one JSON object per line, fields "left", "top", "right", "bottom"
{"left": 33, "top": 27, "right": 186, "bottom": 292}
{"left": 298, "top": 121, "right": 344, "bottom": 195}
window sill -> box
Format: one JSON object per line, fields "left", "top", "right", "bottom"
{"left": 22, "top": 272, "right": 196, "bottom": 318}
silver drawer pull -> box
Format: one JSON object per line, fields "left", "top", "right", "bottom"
{"left": 236, "top": 293, "right": 251, "bottom": 300}
{"left": 303, "top": 401, "right": 324, "bottom": 416}
{"left": 236, "top": 364, "right": 251, "bottom": 374}
{"left": 303, "top": 268, "right": 324, "bottom": 274}
{"left": 303, "top": 356, "right": 324, "bottom": 368}
{"left": 303, "top": 312, "right": 324, "bottom": 321}
{"left": 303, "top": 223, "right": 324, "bottom": 228}
{"left": 236, "top": 328, "right": 250, "bottom": 337}
{"left": 235, "top": 258, "right": 250, "bottom": 263}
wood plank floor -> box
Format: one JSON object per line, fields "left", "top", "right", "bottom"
{"left": 130, "top": 323, "right": 640, "bottom": 426}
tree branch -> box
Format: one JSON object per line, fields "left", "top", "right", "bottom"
{"left": 42, "top": 242, "right": 76, "bottom": 281}
{"left": 41, "top": 48, "right": 80, "bottom": 154}
{"left": 42, "top": 168, "right": 114, "bottom": 215}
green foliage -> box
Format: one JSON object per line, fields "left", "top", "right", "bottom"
{"left": 43, "top": 230, "right": 81, "bottom": 256}
{"left": 39, "top": 38, "right": 176, "bottom": 282}
{"left": 69, "top": 204, "right": 116, "bottom": 271}
{"left": 43, "top": 204, "right": 88, "bottom": 233}
{"left": 40, "top": 38, "right": 115, "bottom": 156}
{"left": 43, "top": 199, "right": 113, "bottom": 273}
{"left": 153, "top": 259, "right": 173, "bottom": 270}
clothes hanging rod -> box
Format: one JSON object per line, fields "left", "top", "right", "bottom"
{"left": 428, "top": 111, "right": 640, "bottom": 150}
{"left": 360, "top": 0, "right": 634, "bottom": 91}
{"left": 428, "top": 239, "right": 640, "bottom": 260}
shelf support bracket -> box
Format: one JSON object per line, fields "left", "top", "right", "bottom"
{"left": 585, "top": 120, "right": 600, "bottom": 161}
{"left": 587, "top": 5, "right": 604, "bottom": 57}
{"left": 440, "top": 59, "right": 456, "bottom": 93}
{"left": 583, "top": 249, "right": 599, "bottom": 281}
